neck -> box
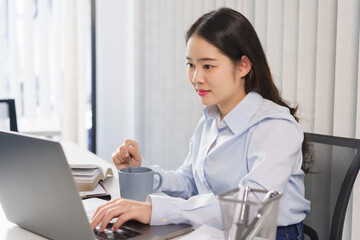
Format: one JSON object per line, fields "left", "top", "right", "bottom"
{"left": 219, "top": 91, "right": 247, "bottom": 121}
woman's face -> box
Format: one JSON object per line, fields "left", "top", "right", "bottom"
{"left": 186, "top": 35, "right": 248, "bottom": 117}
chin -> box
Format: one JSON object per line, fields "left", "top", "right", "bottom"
{"left": 200, "top": 99, "right": 216, "bottom": 106}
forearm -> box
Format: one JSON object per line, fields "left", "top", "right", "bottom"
{"left": 147, "top": 193, "right": 222, "bottom": 229}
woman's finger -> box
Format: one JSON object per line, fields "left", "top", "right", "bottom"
{"left": 91, "top": 199, "right": 122, "bottom": 228}
{"left": 99, "top": 205, "right": 130, "bottom": 232}
{"left": 111, "top": 211, "right": 135, "bottom": 231}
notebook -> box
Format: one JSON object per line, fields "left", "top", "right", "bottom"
{"left": 0, "top": 130, "right": 193, "bottom": 240}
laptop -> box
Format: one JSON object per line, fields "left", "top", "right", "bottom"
{"left": 0, "top": 130, "right": 193, "bottom": 240}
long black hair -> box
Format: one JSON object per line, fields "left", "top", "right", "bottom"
{"left": 186, "top": 8, "right": 312, "bottom": 173}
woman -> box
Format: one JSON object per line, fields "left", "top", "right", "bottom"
{"left": 91, "top": 8, "right": 310, "bottom": 239}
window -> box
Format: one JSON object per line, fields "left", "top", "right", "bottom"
{"left": 0, "top": 0, "right": 93, "bottom": 150}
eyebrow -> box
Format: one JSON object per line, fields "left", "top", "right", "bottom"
{"left": 186, "top": 57, "right": 217, "bottom": 62}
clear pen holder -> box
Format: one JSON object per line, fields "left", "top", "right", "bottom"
{"left": 217, "top": 185, "right": 282, "bottom": 240}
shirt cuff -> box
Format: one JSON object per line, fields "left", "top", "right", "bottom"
{"left": 146, "top": 194, "right": 183, "bottom": 225}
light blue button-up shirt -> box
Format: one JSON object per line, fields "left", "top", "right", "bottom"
{"left": 145, "top": 92, "right": 310, "bottom": 229}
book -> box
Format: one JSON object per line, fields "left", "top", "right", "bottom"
{"left": 71, "top": 167, "right": 111, "bottom": 191}
{"left": 79, "top": 182, "right": 111, "bottom": 200}
{"left": 60, "top": 141, "right": 114, "bottom": 192}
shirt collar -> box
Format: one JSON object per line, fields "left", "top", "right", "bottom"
{"left": 203, "top": 92, "right": 263, "bottom": 134}
{"left": 203, "top": 105, "right": 219, "bottom": 120}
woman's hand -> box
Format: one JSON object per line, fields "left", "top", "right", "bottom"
{"left": 90, "top": 198, "right": 152, "bottom": 232}
{"left": 112, "top": 140, "right": 142, "bottom": 170}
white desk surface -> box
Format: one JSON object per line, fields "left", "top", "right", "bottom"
{"left": 0, "top": 147, "right": 190, "bottom": 240}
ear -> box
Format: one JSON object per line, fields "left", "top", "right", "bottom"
{"left": 236, "top": 55, "right": 252, "bottom": 79}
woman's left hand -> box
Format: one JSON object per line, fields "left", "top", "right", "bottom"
{"left": 90, "top": 198, "right": 152, "bottom": 232}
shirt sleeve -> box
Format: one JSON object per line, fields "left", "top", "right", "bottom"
{"left": 146, "top": 192, "right": 222, "bottom": 229}
{"left": 242, "top": 118, "right": 304, "bottom": 193}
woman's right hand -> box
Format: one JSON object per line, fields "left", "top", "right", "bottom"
{"left": 112, "top": 140, "right": 142, "bottom": 170}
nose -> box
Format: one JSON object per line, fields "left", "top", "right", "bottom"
{"left": 191, "top": 68, "right": 205, "bottom": 84}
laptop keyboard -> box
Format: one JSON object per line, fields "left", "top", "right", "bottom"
{"left": 94, "top": 223, "right": 141, "bottom": 240}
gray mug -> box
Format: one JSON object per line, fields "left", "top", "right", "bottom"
{"left": 118, "top": 167, "right": 163, "bottom": 201}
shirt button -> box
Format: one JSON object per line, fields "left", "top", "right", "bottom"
{"left": 161, "top": 217, "right": 168, "bottom": 223}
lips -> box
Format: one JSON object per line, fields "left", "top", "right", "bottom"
{"left": 197, "top": 89, "right": 211, "bottom": 96}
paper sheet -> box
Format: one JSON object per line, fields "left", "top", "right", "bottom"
{"left": 180, "top": 224, "right": 224, "bottom": 240}
{"left": 82, "top": 198, "right": 109, "bottom": 218}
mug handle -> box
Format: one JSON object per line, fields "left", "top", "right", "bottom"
{"left": 153, "top": 172, "right": 163, "bottom": 192}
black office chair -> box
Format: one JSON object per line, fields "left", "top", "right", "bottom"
{"left": 0, "top": 99, "right": 18, "bottom": 132}
{"left": 303, "top": 132, "right": 360, "bottom": 240}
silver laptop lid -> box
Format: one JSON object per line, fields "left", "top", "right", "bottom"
{"left": 0, "top": 130, "right": 95, "bottom": 240}
{"left": 0, "top": 130, "right": 193, "bottom": 240}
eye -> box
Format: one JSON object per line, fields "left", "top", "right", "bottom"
{"left": 186, "top": 62, "right": 194, "bottom": 68}
{"left": 204, "top": 65, "right": 213, "bottom": 69}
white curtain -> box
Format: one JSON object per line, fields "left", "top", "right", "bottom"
{"left": 0, "top": 0, "right": 91, "bottom": 148}
{"left": 129, "top": 0, "right": 359, "bottom": 238}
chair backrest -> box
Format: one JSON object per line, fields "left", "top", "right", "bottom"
{"left": 303, "top": 132, "right": 360, "bottom": 240}
{"left": 0, "top": 99, "right": 18, "bottom": 132}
